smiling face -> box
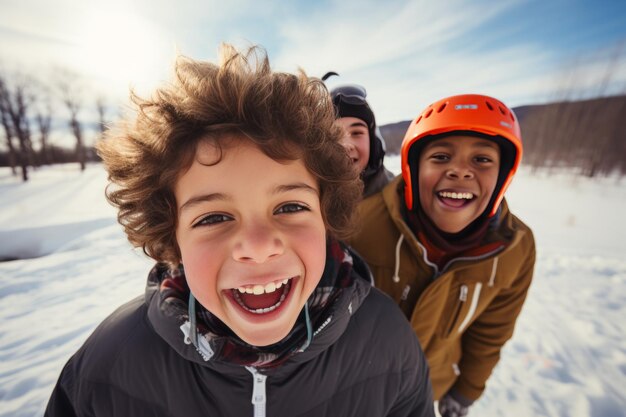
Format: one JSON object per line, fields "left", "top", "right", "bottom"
{"left": 174, "top": 137, "right": 327, "bottom": 347}
{"left": 418, "top": 135, "right": 501, "bottom": 233}
{"left": 336, "top": 117, "right": 370, "bottom": 173}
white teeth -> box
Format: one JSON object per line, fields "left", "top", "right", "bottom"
{"left": 438, "top": 191, "right": 474, "bottom": 200}
{"left": 236, "top": 278, "right": 291, "bottom": 295}
{"left": 232, "top": 280, "right": 292, "bottom": 314}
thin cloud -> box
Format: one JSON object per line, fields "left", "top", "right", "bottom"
{"left": 273, "top": 0, "right": 519, "bottom": 74}
{"left": 269, "top": 0, "right": 626, "bottom": 123}
{"left": 0, "top": 25, "right": 77, "bottom": 47}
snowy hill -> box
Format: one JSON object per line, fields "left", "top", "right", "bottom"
{"left": 1, "top": 159, "right": 625, "bottom": 417}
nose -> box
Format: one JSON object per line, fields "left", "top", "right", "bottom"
{"left": 340, "top": 136, "right": 355, "bottom": 152}
{"left": 232, "top": 219, "right": 284, "bottom": 263}
{"left": 445, "top": 162, "right": 474, "bottom": 180}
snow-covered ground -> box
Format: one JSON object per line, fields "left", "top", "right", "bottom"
{"left": 1, "top": 158, "right": 625, "bottom": 417}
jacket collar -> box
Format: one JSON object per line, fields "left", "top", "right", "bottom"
{"left": 380, "top": 176, "right": 520, "bottom": 275}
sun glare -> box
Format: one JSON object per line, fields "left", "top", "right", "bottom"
{"left": 71, "top": 6, "right": 173, "bottom": 97}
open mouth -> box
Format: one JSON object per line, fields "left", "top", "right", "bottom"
{"left": 231, "top": 277, "right": 294, "bottom": 314}
{"left": 437, "top": 191, "right": 475, "bottom": 208}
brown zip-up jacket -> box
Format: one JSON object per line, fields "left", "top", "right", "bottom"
{"left": 348, "top": 175, "right": 535, "bottom": 402}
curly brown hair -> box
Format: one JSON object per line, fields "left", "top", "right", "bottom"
{"left": 97, "top": 44, "right": 362, "bottom": 265}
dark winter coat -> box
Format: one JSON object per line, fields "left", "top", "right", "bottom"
{"left": 348, "top": 176, "right": 535, "bottom": 402}
{"left": 45, "top": 246, "right": 434, "bottom": 417}
{"left": 362, "top": 166, "right": 395, "bottom": 199}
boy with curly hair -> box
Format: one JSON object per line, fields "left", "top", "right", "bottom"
{"left": 44, "top": 44, "right": 434, "bottom": 417}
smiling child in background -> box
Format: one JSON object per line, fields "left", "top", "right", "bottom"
{"left": 331, "top": 83, "right": 394, "bottom": 197}
{"left": 348, "top": 94, "right": 536, "bottom": 417}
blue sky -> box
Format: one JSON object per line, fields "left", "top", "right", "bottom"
{"left": 1, "top": 0, "right": 625, "bottom": 125}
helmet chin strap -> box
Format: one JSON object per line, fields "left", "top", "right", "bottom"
{"left": 187, "top": 292, "right": 313, "bottom": 352}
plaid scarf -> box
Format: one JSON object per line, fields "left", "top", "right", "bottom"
{"left": 155, "top": 238, "right": 355, "bottom": 368}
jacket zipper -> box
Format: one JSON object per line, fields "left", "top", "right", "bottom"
{"left": 245, "top": 367, "right": 267, "bottom": 417}
{"left": 457, "top": 283, "right": 483, "bottom": 334}
{"left": 445, "top": 284, "right": 468, "bottom": 336}
{"left": 440, "top": 246, "right": 505, "bottom": 276}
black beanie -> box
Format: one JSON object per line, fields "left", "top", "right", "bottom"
{"left": 335, "top": 101, "right": 375, "bottom": 130}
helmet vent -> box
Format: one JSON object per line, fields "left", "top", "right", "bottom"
{"left": 437, "top": 102, "right": 447, "bottom": 113}
{"left": 498, "top": 105, "right": 507, "bottom": 116}
{"left": 425, "top": 109, "right": 433, "bottom": 118}
{"left": 485, "top": 101, "right": 494, "bottom": 111}
{"left": 415, "top": 115, "right": 423, "bottom": 125}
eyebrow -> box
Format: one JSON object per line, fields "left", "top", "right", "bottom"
{"left": 178, "top": 182, "right": 319, "bottom": 212}
{"left": 349, "top": 121, "right": 368, "bottom": 129}
{"left": 274, "top": 182, "right": 319, "bottom": 196}
{"left": 179, "top": 193, "right": 228, "bottom": 212}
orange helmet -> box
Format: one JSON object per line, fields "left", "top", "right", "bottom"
{"left": 401, "top": 94, "right": 522, "bottom": 217}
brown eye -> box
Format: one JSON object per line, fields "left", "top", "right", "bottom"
{"left": 194, "top": 213, "right": 233, "bottom": 227}
{"left": 275, "top": 203, "right": 309, "bottom": 214}
{"left": 430, "top": 153, "right": 449, "bottom": 161}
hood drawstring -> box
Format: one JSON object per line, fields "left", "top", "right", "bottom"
{"left": 392, "top": 235, "right": 405, "bottom": 283}
{"left": 300, "top": 301, "right": 313, "bottom": 352}
{"left": 488, "top": 257, "right": 499, "bottom": 287}
{"left": 188, "top": 291, "right": 199, "bottom": 348}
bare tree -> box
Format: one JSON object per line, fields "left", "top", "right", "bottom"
{"left": 28, "top": 79, "right": 55, "bottom": 166}
{"left": 57, "top": 69, "right": 86, "bottom": 171}
{"left": 0, "top": 74, "right": 35, "bottom": 181}
{"left": 0, "top": 76, "right": 18, "bottom": 175}
{"left": 35, "top": 105, "right": 53, "bottom": 165}
{"left": 96, "top": 97, "right": 108, "bottom": 137}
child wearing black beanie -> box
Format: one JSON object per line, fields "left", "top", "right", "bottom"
{"left": 331, "top": 84, "right": 395, "bottom": 198}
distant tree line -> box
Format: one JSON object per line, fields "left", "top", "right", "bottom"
{"left": 379, "top": 94, "right": 626, "bottom": 178}
{"left": 0, "top": 69, "right": 107, "bottom": 181}
{"left": 381, "top": 43, "right": 626, "bottom": 177}
{"left": 515, "top": 95, "right": 626, "bottom": 177}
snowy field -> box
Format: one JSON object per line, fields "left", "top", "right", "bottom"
{"left": 1, "top": 157, "right": 625, "bottom": 417}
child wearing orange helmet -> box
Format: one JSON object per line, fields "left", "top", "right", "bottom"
{"left": 348, "top": 94, "right": 536, "bottom": 416}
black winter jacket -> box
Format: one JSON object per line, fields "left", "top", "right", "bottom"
{"left": 363, "top": 166, "right": 395, "bottom": 198}
{"left": 45, "top": 249, "right": 434, "bottom": 417}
